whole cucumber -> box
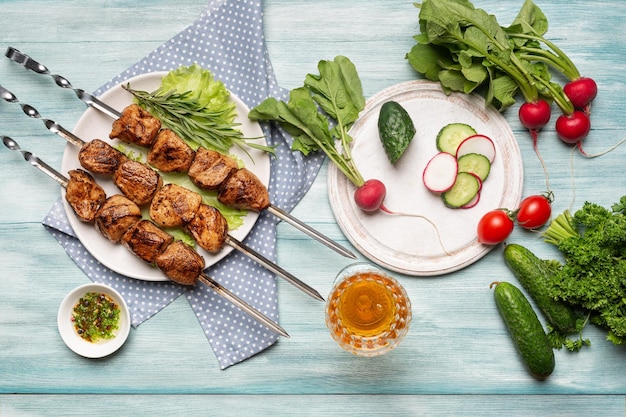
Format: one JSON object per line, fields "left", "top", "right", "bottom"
{"left": 377, "top": 101, "right": 416, "bottom": 164}
{"left": 503, "top": 243, "right": 578, "bottom": 334}
{"left": 492, "top": 281, "right": 555, "bottom": 380}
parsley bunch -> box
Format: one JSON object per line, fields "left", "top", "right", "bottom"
{"left": 543, "top": 196, "right": 626, "bottom": 345}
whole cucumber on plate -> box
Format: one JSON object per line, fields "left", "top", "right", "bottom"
{"left": 377, "top": 101, "right": 416, "bottom": 164}
{"left": 503, "top": 243, "right": 579, "bottom": 334}
{"left": 491, "top": 281, "right": 555, "bottom": 381}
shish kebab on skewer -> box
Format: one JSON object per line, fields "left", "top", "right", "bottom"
{"left": 1, "top": 136, "right": 289, "bottom": 338}
{"left": 0, "top": 87, "right": 324, "bottom": 301}
{"left": 2, "top": 48, "right": 356, "bottom": 259}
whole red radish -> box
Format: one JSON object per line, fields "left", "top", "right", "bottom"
{"left": 563, "top": 77, "right": 598, "bottom": 109}
{"left": 556, "top": 111, "right": 591, "bottom": 144}
{"left": 354, "top": 179, "right": 386, "bottom": 212}
{"left": 518, "top": 100, "right": 551, "bottom": 131}
{"left": 518, "top": 100, "right": 552, "bottom": 192}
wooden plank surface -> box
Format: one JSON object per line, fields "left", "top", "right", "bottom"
{"left": 1, "top": 0, "right": 626, "bottom": 415}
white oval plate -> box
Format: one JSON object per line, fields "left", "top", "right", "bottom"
{"left": 61, "top": 72, "right": 270, "bottom": 281}
{"left": 57, "top": 283, "right": 131, "bottom": 358}
{"left": 328, "top": 80, "right": 524, "bottom": 276}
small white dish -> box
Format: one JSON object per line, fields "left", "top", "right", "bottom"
{"left": 58, "top": 283, "right": 131, "bottom": 358}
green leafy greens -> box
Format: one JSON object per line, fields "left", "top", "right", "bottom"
{"left": 543, "top": 197, "right": 626, "bottom": 345}
{"left": 248, "top": 56, "right": 366, "bottom": 187}
{"left": 406, "top": 0, "right": 574, "bottom": 113}
{"left": 124, "top": 64, "right": 275, "bottom": 157}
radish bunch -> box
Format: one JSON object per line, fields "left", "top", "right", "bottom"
{"left": 406, "top": 0, "right": 615, "bottom": 193}
{"left": 505, "top": 32, "right": 601, "bottom": 160}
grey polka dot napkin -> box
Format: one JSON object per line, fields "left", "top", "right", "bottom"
{"left": 43, "top": 0, "right": 324, "bottom": 369}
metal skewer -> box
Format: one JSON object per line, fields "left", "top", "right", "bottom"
{"left": 0, "top": 90, "right": 323, "bottom": 301}
{"left": 196, "top": 273, "right": 288, "bottom": 337}
{"left": 266, "top": 205, "right": 355, "bottom": 260}
{"left": 1, "top": 135, "right": 289, "bottom": 338}
{"left": 0, "top": 85, "right": 84, "bottom": 147}
{"left": 224, "top": 236, "right": 323, "bottom": 301}
{"left": 5, "top": 47, "right": 122, "bottom": 120}
{"left": 4, "top": 47, "right": 357, "bottom": 260}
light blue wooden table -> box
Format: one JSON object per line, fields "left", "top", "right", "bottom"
{"left": 1, "top": 0, "right": 626, "bottom": 415}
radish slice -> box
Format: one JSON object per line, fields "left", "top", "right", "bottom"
{"left": 467, "top": 172, "right": 484, "bottom": 193}
{"left": 456, "top": 134, "right": 496, "bottom": 163}
{"left": 461, "top": 193, "right": 480, "bottom": 209}
{"left": 423, "top": 152, "right": 458, "bottom": 193}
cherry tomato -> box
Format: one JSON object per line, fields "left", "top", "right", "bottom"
{"left": 477, "top": 209, "right": 514, "bottom": 245}
{"left": 516, "top": 194, "right": 552, "bottom": 230}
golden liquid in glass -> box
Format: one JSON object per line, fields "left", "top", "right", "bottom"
{"left": 327, "top": 271, "right": 408, "bottom": 338}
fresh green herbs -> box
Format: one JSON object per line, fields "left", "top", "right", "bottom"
{"left": 249, "top": 56, "right": 366, "bottom": 187}
{"left": 124, "top": 64, "right": 274, "bottom": 157}
{"left": 543, "top": 197, "right": 626, "bottom": 345}
{"left": 72, "top": 292, "right": 120, "bottom": 342}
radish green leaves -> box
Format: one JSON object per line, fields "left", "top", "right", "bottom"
{"left": 406, "top": 0, "right": 562, "bottom": 111}
{"left": 249, "top": 56, "right": 366, "bottom": 187}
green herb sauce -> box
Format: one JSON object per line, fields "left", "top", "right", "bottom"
{"left": 72, "top": 292, "right": 120, "bottom": 342}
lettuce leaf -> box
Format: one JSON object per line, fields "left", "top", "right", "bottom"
{"left": 160, "top": 63, "right": 236, "bottom": 122}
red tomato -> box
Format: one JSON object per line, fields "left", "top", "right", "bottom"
{"left": 516, "top": 194, "right": 552, "bottom": 230}
{"left": 477, "top": 209, "right": 514, "bottom": 245}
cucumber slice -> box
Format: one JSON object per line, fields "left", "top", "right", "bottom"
{"left": 457, "top": 153, "right": 491, "bottom": 181}
{"left": 436, "top": 123, "right": 477, "bottom": 155}
{"left": 441, "top": 172, "right": 481, "bottom": 208}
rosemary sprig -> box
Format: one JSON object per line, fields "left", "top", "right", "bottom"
{"left": 124, "top": 85, "right": 275, "bottom": 158}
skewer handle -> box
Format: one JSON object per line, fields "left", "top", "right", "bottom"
{"left": 5, "top": 47, "right": 49, "bottom": 74}
{"left": 2, "top": 137, "right": 69, "bottom": 188}
{"left": 224, "top": 235, "right": 324, "bottom": 302}
{"left": 267, "top": 204, "right": 356, "bottom": 260}
{"left": 197, "top": 273, "right": 289, "bottom": 338}
{"left": 5, "top": 47, "right": 122, "bottom": 120}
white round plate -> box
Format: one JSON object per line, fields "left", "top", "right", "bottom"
{"left": 61, "top": 72, "right": 270, "bottom": 281}
{"left": 57, "top": 283, "right": 131, "bottom": 358}
{"left": 328, "top": 80, "right": 524, "bottom": 276}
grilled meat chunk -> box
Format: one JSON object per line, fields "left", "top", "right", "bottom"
{"left": 113, "top": 159, "right": 163, "bottom": 206}
{"left": 109, "top": 104, "right": 161, "bottom": 147}
{"left": 121, "top": 219, "right": 174, "bottom": 264}
{"left": 186, "top": 204, "right": 228, "bottom": 253}
{"left": 150, "top": 183, "right": 202, "bottom": 228}
{"left": 188, "top": 148, "right": 238, "bottom": 190}
{"left": 78, "top": 139, "right": 129, "bottom": 175}
{"left": 95, "top": 194, "right": 142, "bottom": 242}
{"left": 64, "top": 169, "right": 107, "bottom": 223}
{"left": 147, "top": 129, "right": 195, "bottom": 172}
{"left": 155, "top": 240, "right": 205, "bottom": 286}
{"left": 218, "top": 168, "right": 270, "bottom": 211}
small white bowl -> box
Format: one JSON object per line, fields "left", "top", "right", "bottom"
{"left": 58, "top": 283, "right": 131, "bottom": 358}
